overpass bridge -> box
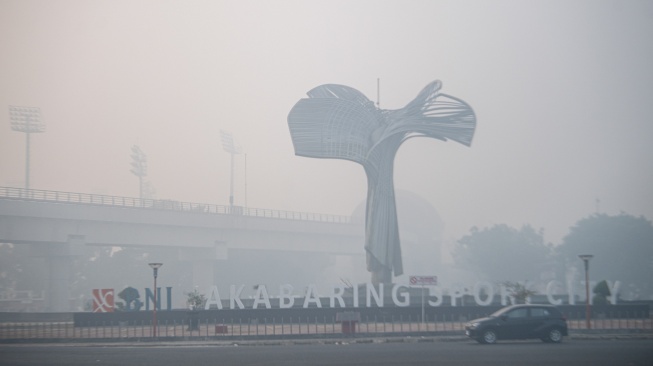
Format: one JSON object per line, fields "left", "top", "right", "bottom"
{"left": 0, "top": 187, "right": 364, "bottom": 311}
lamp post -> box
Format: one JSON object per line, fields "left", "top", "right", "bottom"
{"left": 578, "top": 254, "right": 593, "bottom": 329}
{"left": 148, "top": 263, "right": 162, "bottom": 337}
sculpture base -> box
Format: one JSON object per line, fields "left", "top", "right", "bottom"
{"left": 371, "top": 268, "right": 392, "bottom": 286}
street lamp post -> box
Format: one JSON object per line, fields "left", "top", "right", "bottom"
{"left": 148, "top": 263, "right": 163, "bottom": 337}
{"left": 578, "top": 254, "right": 593, "bottom": 329}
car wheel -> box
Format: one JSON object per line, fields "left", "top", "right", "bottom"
{"left": 545, "top": 328, "right": 563, "bottom": 343}
{"left": 481, "top": 329, "right": 497, "bottom": 344}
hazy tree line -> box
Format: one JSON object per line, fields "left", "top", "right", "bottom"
{"left": 0, "top": 245, "right": 194, "bottom": 311}
{"left": 452, "top": 213, "right": 653, "bottom": 301}
{"left": 1, "top": 212, "right": 652, "bottom": 310}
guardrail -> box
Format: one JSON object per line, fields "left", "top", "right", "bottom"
{"left": 0, "top": 313, "right": 651, "bottom": 342}
{"left": 0, "top": 186, "right": 352, "bottom": 224}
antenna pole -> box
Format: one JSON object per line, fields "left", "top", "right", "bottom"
{"left": 376, "top": 78, "right": 380, "bottom": 108}
{"left": 229, "top": 152, "right": 235, "bottom": 207}
{"left": 244, "top": 153, "right": 248, "bottom": 207}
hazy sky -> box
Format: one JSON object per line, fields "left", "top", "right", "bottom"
{"left": 1, "top": 0, "right": 652, "bottom": 251}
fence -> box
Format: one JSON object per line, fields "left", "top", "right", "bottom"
{"left": 1, "top": 312, "right": 651, "bottom": 342}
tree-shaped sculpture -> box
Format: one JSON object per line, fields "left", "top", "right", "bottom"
{"left": 288, "top": 80, "right": 476, "bottom": 284}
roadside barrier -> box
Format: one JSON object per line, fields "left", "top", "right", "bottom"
{"left": 1, "top": 312, "right": 651, "bottom": 342}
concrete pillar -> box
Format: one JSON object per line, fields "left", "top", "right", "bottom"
{"left": 178, "top": 247, "right": 218, "bottom": 296}
{"left": 192, "top": 259, "right": 215, "bottom": 295}
{"left": 47, "top": 249, "right": 72, "bottom": 312}
{"left": 30, "top": 242, "right": 74, "bottom": 312}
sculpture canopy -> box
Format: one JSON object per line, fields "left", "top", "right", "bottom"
{"left": 288, "top": 80, "right": 476, "bottom": 284}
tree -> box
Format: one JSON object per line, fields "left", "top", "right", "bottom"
{"left": 0, "top": 243, "right": 46, "bottom": 297}
{"left": 116, "top": 287, "right": 143, "bottom": 311}
{"left": 453, "top": 224, "right": 552, "bottom": 282}
{"left": 70, "top": 245, "right": 192, "bottom": 310}
{"left": 2, "top": 242, "right": 192, "bottom": 311}
{"left": 556, "top": 213, "right": 653, "bottom": 300}
{"left": 503, "top": 281, "right": 538, "bottom": 304}
{"left": 185, "top": 289, "right": 207, "bottom": 310}
{"left": 593, "top": 280, "right": 611, "bottom": 305}
{"left": 70, "top": 246, "right": 151, "bottom": 302}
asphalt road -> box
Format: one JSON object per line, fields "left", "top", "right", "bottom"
{"left": 1, "top": 339, "right": 652, "bottom": 366}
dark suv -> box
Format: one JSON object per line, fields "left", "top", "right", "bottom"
{"left": 464, "top": 304, "right": 568, "bottom": 344}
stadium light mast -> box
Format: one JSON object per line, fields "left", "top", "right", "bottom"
{"left": 130, "top": 145, "right": 147, "bottom": 200}
{"left": 9, "top": 106, "right": 45, "bottom": 191}
{"left": 220, "top": 130, "right": 241, "bottom": 210}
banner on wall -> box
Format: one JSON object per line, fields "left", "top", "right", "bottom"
{"left": 91, "top": 287, "right": 173, "bottom": 312}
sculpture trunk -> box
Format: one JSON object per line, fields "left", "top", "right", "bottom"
{"left": 364, "top": 139, "right": 403, "bottom": 285}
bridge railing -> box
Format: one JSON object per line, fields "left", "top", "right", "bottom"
{"left": 0, "top": 187, "right": 352, "bottom": 224}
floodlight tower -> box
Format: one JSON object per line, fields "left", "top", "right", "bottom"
{"left": 9, "top": 106, "right": 45, "bottom": 191}
{"left": 220, "top": 130, "right": 241, "bottom": 209}
{"left": 130, "top": 145, "right": 147, "bottom": 199}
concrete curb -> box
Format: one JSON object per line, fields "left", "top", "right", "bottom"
{"left": 2, "top": 332, "right": 652, "bottom": 347}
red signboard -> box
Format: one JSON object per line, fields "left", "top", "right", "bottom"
{"left": 92, "top": 288, "right": 115, "bottom": 313}
{"left": 409, "top": 276, "right": 438, "bottom": 286}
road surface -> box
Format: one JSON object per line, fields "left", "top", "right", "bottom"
{"left": 1, "top": 338, "right": 652, "bottom": 365}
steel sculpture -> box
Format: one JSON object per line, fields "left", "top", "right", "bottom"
{"left": 287, "top": 81, "right": 476, "bottom": 284}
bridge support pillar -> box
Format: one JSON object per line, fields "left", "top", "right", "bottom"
{"left": 31, "top": 242, "right": 75, "bottom": 312}
{"left": 47, "top": 248, "right": 72, "bottom": 312}
{"left": 192, "top": 260, "right": 214, "bottom": 296}
{"left": 179, "top": 248, "right": 217, "bottom": 296}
